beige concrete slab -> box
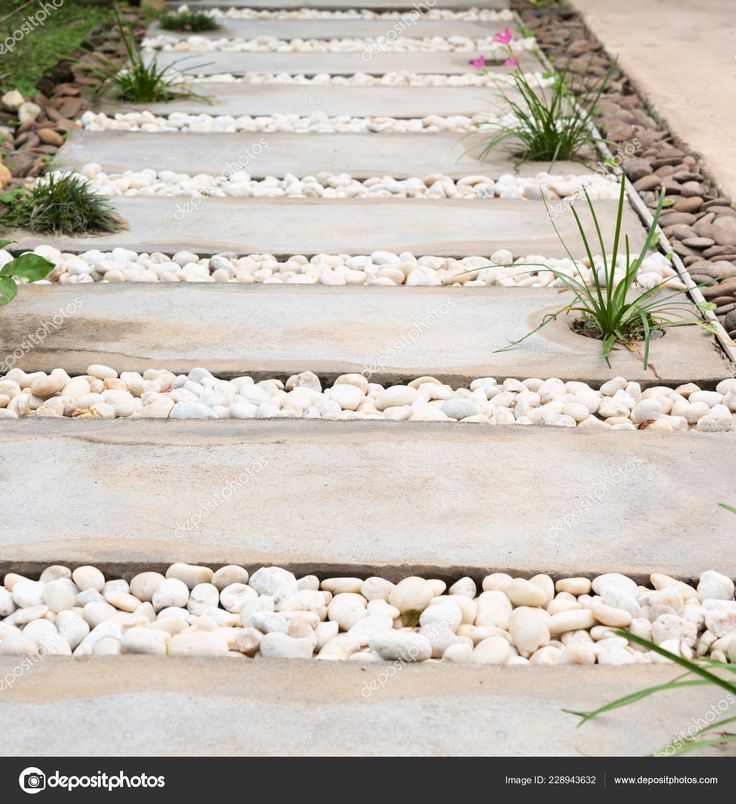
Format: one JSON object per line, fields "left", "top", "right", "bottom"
{"left": 150, "top": 49, "right": 533, "bottom": 76}
{"left": 1, "top": 659, "right": 732, "bottom": 757}
{"left": 572, "top": 0, "right": 736, "bottom": 201}
{"left": 102, "top": 83, "right": 510, "bottom": 117}
{"left": 180, "top": 0, "right": 509, "bottom": 9}
{"left": 2, "top": 284, "right": 727, "bottom": 385}
{"left": 150, "top": 18, "right": 509, "bottom": 40}
{"left": 56, "top": 130, "right": 589, "bottom": 180}
{"left": 0, "top": 420, "right": 733, "bottom": 579}
{"left": 7, "top": 196, "right": 647, "bottom": 258}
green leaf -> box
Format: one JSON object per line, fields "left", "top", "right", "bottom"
{"left": 0, "top": 276, "right": 18, "bottom": 306}
{"left": 1, "top": 253, "right": 54, "bottom": 282}
{"left": 719, "top": 503, "right": 736, "bottom": 514}
{"left": 0, "top": 188, "right": 23, "bottom": 203}
{"left": 0, "top": 239, "right": 13, "bottom": 250}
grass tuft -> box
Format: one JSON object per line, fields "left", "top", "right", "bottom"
{"left": 494, "top": 180, "right": 716, "bottom": 367}
{"left": 1, "top": 173, "right": 124, "bottom": 236}
{"left": 476, "top": 64, "right": 613, "bottom": 167}
{"left": 95, "top": 7, "right": 208, "bottom": 104}
{"left": 159, "top": 11, "right": 220, "bottom": 33}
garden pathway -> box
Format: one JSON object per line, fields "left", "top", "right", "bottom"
{"left": 0, "top": 0, "right": 734, "bottom": 757}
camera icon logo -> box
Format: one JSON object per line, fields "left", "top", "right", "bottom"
{"left": 19, "top": 768, "right": 46, "bottom": 794}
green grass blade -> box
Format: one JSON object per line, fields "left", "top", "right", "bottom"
{"left": 564, "top": 674, "right": 703, "bottom": 725}
{"left": 619, "top": 631, "right": 736, "bottom": 696}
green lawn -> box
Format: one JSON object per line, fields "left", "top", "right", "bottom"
{"left": 0, "top": 1, "right": 126, "bottom": 96}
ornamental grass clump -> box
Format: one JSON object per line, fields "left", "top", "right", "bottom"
{"left": 495, "top": 179, "right": 716, "bottom": 367}
{"left": 1, "top": 173, "right": 124, "bottom": 236}
{"left": 159, "top": 11, "right": 221, "bottom": 33}
{"left": 97, "top": 7, "right": 208, "bottom": 104}
{"left": 470, "top": 27, "right": 612, "bottom": 167}
{"left": 0, "top": 240, "right": 54, "bottom": 306}
{"left": 567, "top": 630, "right": 736, "bottom": 756}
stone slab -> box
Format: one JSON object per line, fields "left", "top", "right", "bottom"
{"left": 2, "top": 284, "right": 727, "bottom": 386}
{"left": 179, "top": 0, "right": 509, "bottom": 9}
{"left": 7, "top": 196, "right": 647, "bottom": 259}
{"left": 1, "top": 659, "right": 732, "bottom": 757}
{"left": 149, "top": 49, "right": 533, "bottom": 75}
{"left": 56, "top": 130, "right": 589, "bottom": 180}
{"left": 572, "top": 0, "right": 736, "bottom": 203}
{"left": 102, "top": 83, "right": 511, "bottom": 117}
{"left": 0, "top": 420, "right": 734, "bottom": 580}
{"left": 150, "top": 18, "right": 510, "bottom": 40}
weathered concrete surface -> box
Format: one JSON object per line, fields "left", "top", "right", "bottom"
{"left": 1, "top": 659, "right": 732, "bottom": 757}
{"left": 572, "top": 0, "right": 736, "bottom": 201}
{"left": 7, "top": 196, "right": 646, "bottom": 258}
{"left": 3, "top": 284, "right": 727, "bottom": 385}
{"left": 57, "top": 130, "right": 588, "bottom": 180}
{"left": 149, "top": 18, "right": 510, "bottom": 40}
{"left": 181, "top": 0, "right": 509, "bottom": 9}
{"left": 0, "top": 420, "right": 733, "bottom": 579}
{"left": 149, "top": 49, "right": 533, "bottom": 76}
{"left": 103, "top": 83, "right": 509, "bottom": 117}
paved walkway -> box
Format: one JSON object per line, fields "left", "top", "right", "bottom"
{"left": 2, "top": 0, "right": 734, "bottom": 759}
{"left": 2, "top": 659, "right": 731, "bottom": 756}
{"left": 572, "top": 0, "right": 736, "bottom": 201}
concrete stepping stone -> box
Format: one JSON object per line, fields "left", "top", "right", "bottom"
{"left": 149, "top": 18, "right": 513, "bottom": 40}
{"left": 103, "top": 83, "right": 512, "bottom": 117}
{"left": 57, "top": 130, "right": 591, "bottom": 180}
{"left": 1, "top": 418, "right": 733, "bottom": 578}
{"left": 7, "top": 196, "right": 647, "bottom": 258}
{"left": 3, "top": 284, "right": 727, "bottom": 385}
{"left": 148, "top": 50, "right": 534, "bottom": 76}
{"left": 0, "top": 658, "right": 724, "bottom": 756}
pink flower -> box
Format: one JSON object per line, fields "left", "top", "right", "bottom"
{"left": 469, "top": 55, "right": 486, "bottom": 70}
{"left": 494, "top": 27, "right": 513, "bottom": 45}
{"left": 504, "top": 57, "right": 519, "bottom": 67}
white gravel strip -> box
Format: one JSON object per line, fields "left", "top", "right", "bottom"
{"left": 1, "top": 564, "right": 734, "bottom": 663}
{"left": 80, "top": 109, "right": 496, "bottom": 134}
{"left": 183, "top": 70, "right": 554, "bottom": 87}
{"left": 2, "top": 367, "right": 735, "bottom": 432}
{"left": 143, "top": 34, "right": 536, "bottom": 55}
{"left": 63, "top": 165, "right": 619, "bottom": 201}
{"left": 16, "top": 245, "right": 684, "bottom": 290}
{"left": 174, "top": 5, "right": 515, "bottom": 21}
